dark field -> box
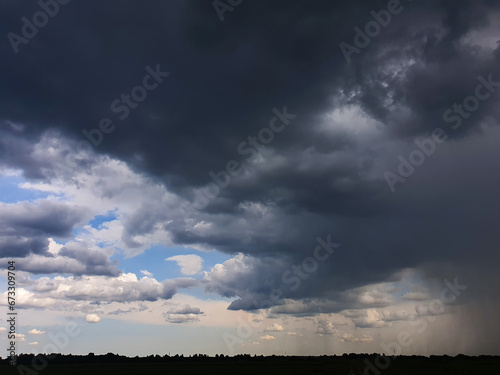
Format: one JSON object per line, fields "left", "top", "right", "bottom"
{"left": 2, "top": 355, "right": 500, "bottom": 375}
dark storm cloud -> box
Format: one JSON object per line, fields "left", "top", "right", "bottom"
{"left": 0, "top": 200, "right": 91, "bottom": 257}
{"left": 4, "top": 251, "right": 121, "bottom": 277}
{"left": 162, "top": 303, "right": 205, "bottom": 323}
{"left": 0, "top": 236, "right": 48, "bottom": 259}
{"left": 58, "top": 242, "right": 121, "bottom": 276}
{"left": 0, "top": 122, "right": 96, "bottom": 180}
{"left": 2, "top": 0, "right": 480, "bottom": 186}
{"left": 1, "top": 0, "right": 497, "bottom": 190}
{"left": 1, "top": 0, "right": 499, "bottom": 321}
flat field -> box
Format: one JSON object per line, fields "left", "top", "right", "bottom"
{"left": 2, "top": 356, "right": 500, "bottom": 375}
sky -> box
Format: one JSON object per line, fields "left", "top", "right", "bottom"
{"left": 0, "top": 0, "right": 500, "bottom": 358}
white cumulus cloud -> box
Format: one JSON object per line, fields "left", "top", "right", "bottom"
{"left": 85, "top": 314, "right": 101, "bottom": 323}
{"left": 165, "top": 254, "right": 203, "bottom": 275}
{"left": 140, "top": 270, "right": 153, "bottom": 277}
{"left": 259, "top": 335, "right": 275, "bottom": 341}
{"left": 28, "top": 329, "right": 45, "bottom": 335}
{"left": 264, "top": 323, "right": 283, "bottom": 332}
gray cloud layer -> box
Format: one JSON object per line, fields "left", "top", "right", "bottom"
{"left": 0, "top": 200, "right": 90, "bottom": 257}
